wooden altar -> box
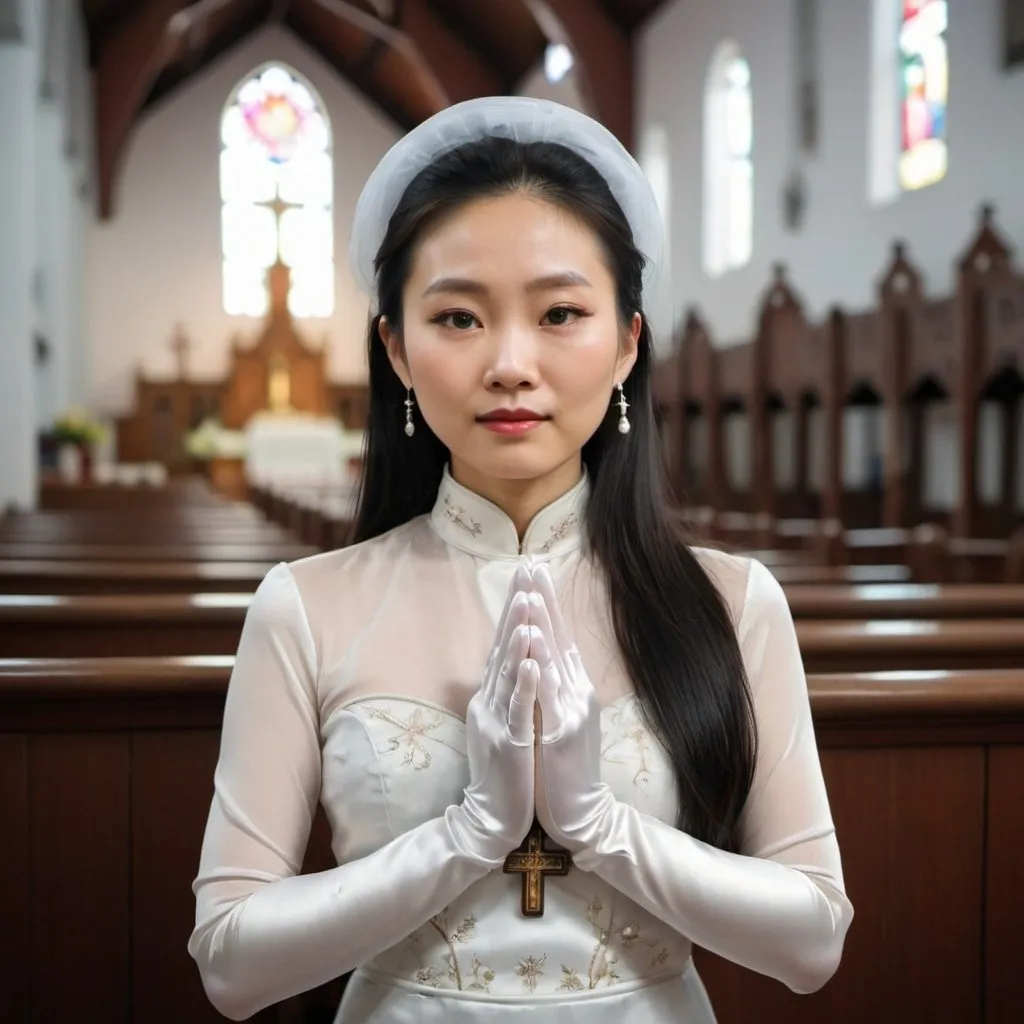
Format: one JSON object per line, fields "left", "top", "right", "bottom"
{"left": 115, "top": 262, "right": 368, "bottom": 475}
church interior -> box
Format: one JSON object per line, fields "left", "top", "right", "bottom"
{"left": 0, "top": 0, "right": 1022, "bottom": 1021}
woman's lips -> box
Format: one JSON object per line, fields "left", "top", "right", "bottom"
{"left": 479, "top": 418, "right": 546, "bottom": 436}
{"left": 476, "top": 408, "right": 549, "bottom": 436}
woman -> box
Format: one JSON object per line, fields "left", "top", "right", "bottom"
{"left": 188, "top": 96, "right": 852, "bottom": 1022}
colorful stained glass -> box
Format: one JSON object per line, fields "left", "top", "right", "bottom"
{"left": 220, "top": 63, "right": 334, "bottom": 318}
{"left": 899, "top": 0, "right": 948, "bottom": 191}
{"left": 238, "top": 65, "right": 315, "bottom": 164}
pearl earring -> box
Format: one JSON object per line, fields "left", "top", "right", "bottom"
{"left": 404, "top": 388, "right": 415, "bottom": 437}
{"left": 616, "top": 382, "right": 630, "bottom": 434}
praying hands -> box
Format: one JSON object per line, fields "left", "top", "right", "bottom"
{"left": 462, "top": 562, "right": 616, "bottom": 894}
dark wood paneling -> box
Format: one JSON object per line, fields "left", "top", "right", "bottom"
{"left": 696, "top": 746, "right": 986, "bottom": 1023}
{"left": 0, "top": 735, "right": 30, "bottom": 1023}
{"left": 985, "top": 746, "right": 1024, "bottom": 1024}
{"left": 29, "top": 734, "right": 131, "bottom": 1023}
{"left": 0, "top": 623, "right": 243, "bottom": 659}
{"left": 131, "top": 731, "right": 223, "bottom": 1024}
{"left": 2, "top": 658, "right": 1021, "bottom": 1022}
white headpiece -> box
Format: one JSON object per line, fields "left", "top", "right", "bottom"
{"left": 349, "top": 96, "right": 664, "bottom": 311}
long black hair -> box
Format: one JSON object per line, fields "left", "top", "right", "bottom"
{"left": 352, "top": 136, "right": 757, "bottom": 850}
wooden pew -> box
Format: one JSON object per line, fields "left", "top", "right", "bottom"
{"left": 7, "top": 584, "right": 1024, "bottom": 660}
{"left": 251, "top": 483, "right": 356, "bottom": 551}
{"left": 6, "top": 579, "right": 1024, "bottom": 658}
{"left": 0, "top": 559, "right": 272, "bottom": 595}
{"left": 768, "top": 563, "right": 912, "bottom": 585}
{"left": 0, "top": 495, "right": 306, "bottom": 606}
{"left": 1, "top": 658, "right": 1020, "bottom": 1024}
{"left": 694, "top": 511, "right": 1024, "bottom": 584}
{"left": 785, "top": 583, "right": 1024, "bottom": 619}
{"left": 0, "top": 509, "right": 298, "bottom": 546}
{"left": 37, "top": 477, "right": 240, "bottom": 512}
{"left": 796, "top": 619, "right": 1024, "bottom": 672}
{"left": 0, "top": 594, "right": 250, "bottom": 657}
{"left": 0, "top": 541, "right": 315, "bottom": 562}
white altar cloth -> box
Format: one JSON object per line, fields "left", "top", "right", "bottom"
{"left": 244, "top": 413, "right": 362, "bottom": 487}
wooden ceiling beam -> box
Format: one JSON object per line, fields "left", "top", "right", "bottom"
{"left": 143, "top": 0, "right": 274, "bottom": 113}
{"left": 396, "top": 0, "right": 504, "bottom": 102}
{"left": 93, "top": 0, "right": 197, "bottom": 219}
{"left": 82, "top": 0, "right": 145, "bottom": 64}
{"left": 286, "top": 6, "right": 424, "bottom": 131}
{"left": 531, "top": 0, "right": 634, "bottom": 150}
{"left": 305, "top": 0, "right": 449, "bottom": 111}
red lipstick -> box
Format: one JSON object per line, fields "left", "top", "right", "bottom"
{"left": 476, "top": 408, "right": 549, "bottom": 437}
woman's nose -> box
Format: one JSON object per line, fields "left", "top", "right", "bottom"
{"left": 483, "top": 328, "right": 541, "bottom": 390}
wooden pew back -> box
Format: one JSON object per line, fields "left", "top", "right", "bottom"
{"left": 1, "top": 658, "right": 1021, "bottom": 1024}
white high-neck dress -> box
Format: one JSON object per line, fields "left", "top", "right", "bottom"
{"left": 188, "top": 469, "right": 852, "bottom": 1022}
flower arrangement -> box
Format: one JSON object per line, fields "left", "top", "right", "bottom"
{"left": 185, "top": 418, "right": 248, "bottom": 461}
{"left": 52, "top": 408, "right": 108, "bottom": 447}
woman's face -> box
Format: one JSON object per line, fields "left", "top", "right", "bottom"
{"left": 380, "top": 192, "right": 640, "bottom": 497}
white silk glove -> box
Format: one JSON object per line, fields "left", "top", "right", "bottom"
{"left": 449, "top": 565, "right": 541, "bottom": 864}
{"left": 189, "top": 564, "right": 541, "bottom": 1019}
{"left": 525, "top": 563, "right": 852, "bottom": 995}
{"left": 528, "top": 564, "right": 616, "bottom": 855}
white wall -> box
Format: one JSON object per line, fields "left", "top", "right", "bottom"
{"left": 86, "top": 25, "right": 401, "bottom": 414}
{"left": 516, "top": 60, "right": 588, "bottom": 112}
{"left": 30, "top": 0, "right": 92, "bottom": 430}
{"left": 638, "top": 0, "right": 1024, "bottom": 347}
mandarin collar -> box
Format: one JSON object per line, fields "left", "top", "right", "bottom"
{"left": 429, "top": 466, "right": 588, "bottom": 559}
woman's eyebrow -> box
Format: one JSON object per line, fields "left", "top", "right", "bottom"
{"left": 422, "top": 277, "right": 487, "bottom": 297}
{"left": 526, "top": 271, "right": 592, "bottom": 292}
{"left": 422, "top": 271, "right": 592, "bottom": 297}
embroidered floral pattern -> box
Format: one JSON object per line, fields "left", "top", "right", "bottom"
{"left": 364, "top": 704, "right": 464, "bottom": 770}
{"left": 558, "top": 965, "right": 585, "bottom": 991}
{"left": 443, "top": 496, "right": 482, "bottom": 538}
{"left": 618, "top": 923, "right": 667, "bottom": 971}
{"left": 515, "top": 954, "right": 547, "bottom": 993}
{"left": 425, "top": 910, "right": 478, "bottom": 990}
{"left": 539, "top": 512, "right": 580, "bottom": 554}
{"left": 467, "top": 955, "right": 496, "bottom": 992}
{"left": 413, "top": 965, "right": 445, "bottom": 988}
{"left": 625, "top": 727, "right": 653, "bottom": 786}
{"left": 602, "top": 700, "right": 655, "bottom": 789}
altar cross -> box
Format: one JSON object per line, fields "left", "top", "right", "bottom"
{"left": 170, "top": 325, "right": 190, "bottom": 381}
{"left": 503, "top": 820, "right": 571, "bottom": 918}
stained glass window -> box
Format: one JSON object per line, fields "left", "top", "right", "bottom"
{"left": 221, "top": 63, "right": 334, "bottom": 318}
{"left": 899, "top": 0, "right": 948, "bottom": 192}
{"left": 703, "top": 42, "right": 753, "bottom": 277}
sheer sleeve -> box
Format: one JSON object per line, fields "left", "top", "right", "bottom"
{"left": 573, "top": 557, "right": 853, "bottom": 993}
{"left": 734, "top": 557, "right": 849, "bottom": 889}
{"left": 188, "top": 564, "right": 495, "bottom": 1020}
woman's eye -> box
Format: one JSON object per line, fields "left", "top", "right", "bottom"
{"left": 436, "top": 311, "right": 479, "bottom": 330}
{"left": 543, "top": 306, "right": 582, "bottom": 326}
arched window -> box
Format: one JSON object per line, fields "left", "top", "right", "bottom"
{"left": 899, "top": 0, "right": 948, "bottom": 191}
{"left": 220, "top": 63, "right": 334, "bottom": 318}
{"left": 869, "top": 0, "right": 948, "bottom": 202}
{"left": 703, "top": 42, "right": 753, "bottom": 278}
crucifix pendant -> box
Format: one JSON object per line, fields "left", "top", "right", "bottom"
{"left": 502, "top": 820, "right": 571, "bottom": 918}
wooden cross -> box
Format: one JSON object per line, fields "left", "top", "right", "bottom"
{"left": 170, "top": 326, "right": 190, "bottom": 381}
{"left": 502, "top": 820, "right": 571, "bottom": 918}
